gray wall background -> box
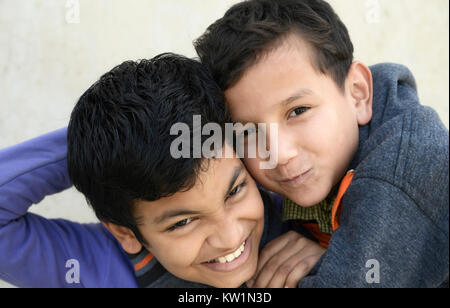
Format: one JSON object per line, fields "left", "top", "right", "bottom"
{"left": 1, "top": 0, "right": 449, "bottom": 288}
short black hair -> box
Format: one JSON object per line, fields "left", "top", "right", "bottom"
{"left": 194, "top": 0, "right": 354, "bottom": 90}
{"left": 67, "top": 53, "right": 231, "bottom": 244}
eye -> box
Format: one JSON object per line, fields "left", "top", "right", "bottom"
{"left": 289, "top": 107, "right": 309, "bottom": 118}
{"left": 227, "top": 180, "right": 248, "bottom": 199}
{"left": 167, "top": 217, "right": 195, "bottom": 232}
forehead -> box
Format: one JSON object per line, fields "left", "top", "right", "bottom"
{"left": 134, "top": 156, "right": 245, "bottom": 221}
{"left": 224, "top": 34, "right": 321, "bottom": 122}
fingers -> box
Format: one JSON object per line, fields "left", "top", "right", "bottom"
{"left": 250, "top": 232, "right": 311, "bottom": 288}
{"left": 283, "top": 254, "right": 320, "bottom": 288}
{"left": 266, "top": 251, "right": 306, "bottom": 288}
{"left": 254, "top": 231, "right": 298, "bottom": 276}
{"left": 247, "top": 231, "right": 327, "bottom": 288}
{"left": 254, "top": 252, "right": 323, "bottom": 288}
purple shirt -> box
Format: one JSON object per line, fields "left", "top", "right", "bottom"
{"left": 0, "top": 128, "right": 138, "bottom": 287}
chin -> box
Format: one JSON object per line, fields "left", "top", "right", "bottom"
{"left": 208, "top": 277, "right": 246, "bottom": 288}
{"left": 289, "top": 191, "right": 329, "bottom": 208}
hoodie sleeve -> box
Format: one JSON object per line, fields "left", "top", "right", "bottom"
{"left": 0, "top": 128, "right": 136, "bottom": 288}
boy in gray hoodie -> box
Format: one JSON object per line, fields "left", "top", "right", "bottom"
{"left": 194, "top": 0, "right": 449, "bottom": 287}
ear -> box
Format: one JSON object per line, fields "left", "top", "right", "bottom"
{"left": 102, "top": 222, "right": 143, "bottom": 254}
{"left": 346, "top": 62, "right": 373, "bottom": 126}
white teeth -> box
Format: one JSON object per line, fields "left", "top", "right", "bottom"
{"left": 225, "top": 254, "right": 235, "bottom": 262}
{"left": 214, "top": 241, "right": 245, "bottom": 264}
{"left": 218, "top": 257, "right": 227, "bottom": 264}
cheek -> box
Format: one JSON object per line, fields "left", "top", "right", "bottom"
{"left": 243, "top": 188, "right": 266, "bottom": 241}
{"left": 308, "top": 103, "right": 359, "bottom": 174}
{"left": 237, "top": 182, "right": 266, "bottom": 233}
{"left": 148, "top": 237, "right": 200, "bottom": 275}
{"left": 324, "top": 103, "right": 359, "bottom": 156}
{"left": 249, "top": 192, "right": 265, "bottom": 221}
{"left": 305, "top": 105, "right": 351, "bottom": 152}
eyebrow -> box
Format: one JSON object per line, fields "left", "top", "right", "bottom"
{"left": 280, "top": 89, "right": 314, "bottom": 107}
{"left": 225, "top": 165, "right": 244, "bottom": 199}
{"left": 152, "top": 165, "right": 244, "bottom": 225}
{"left": 234, "top": 88, "right": 314, "bottom": 124}
{"left": 153, "top": 209, "right": 201, "bottom": 225}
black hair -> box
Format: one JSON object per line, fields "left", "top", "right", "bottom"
{"left": 194, "top": 0, "right": 354, "bottom": 90}
{"left": 67, "top": 53, "right": 231, "bottom": 244}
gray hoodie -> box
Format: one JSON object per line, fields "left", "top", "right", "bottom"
{"left": 298, "top": 63, "right": 449, "bottom": 288}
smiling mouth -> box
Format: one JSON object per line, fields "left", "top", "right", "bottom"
{"left": 201, "top": 237, "right": 252, "bottom": 272}
{"left": 279, "top": 169, "right": 312, "bottom": 186}
{"left": 206, "top": 241, "right": 246, "bottom": 264}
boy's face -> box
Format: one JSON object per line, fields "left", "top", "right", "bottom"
{"left": 225, "top": 34, "right": 372, "bottom": 207}
{"left": 133, "top": 152, "right": 265, "bottom": 288}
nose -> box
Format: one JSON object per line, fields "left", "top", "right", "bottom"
{"left": 265, "top": 125, "right": 298, "bottom": 167}
{"left": 206, "top": 213, "right": 244, "bottom": 251}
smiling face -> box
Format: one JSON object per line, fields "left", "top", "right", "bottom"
{"left": 225, "top": 34, "right": 373, "bottom": 207}
{"left": 132, "top": 153, "right": 265, "bottom": 288}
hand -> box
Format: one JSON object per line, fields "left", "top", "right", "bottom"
{"left": 247, "top": 231, "right": 326, "bottom": 288}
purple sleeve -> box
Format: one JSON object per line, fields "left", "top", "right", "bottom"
{"left": 0, "top": 128, "right": 137, "bottom": 287}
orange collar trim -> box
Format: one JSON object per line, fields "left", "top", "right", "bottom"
{"left": 331, "top": 170, "right": 355, "bottom": 232}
